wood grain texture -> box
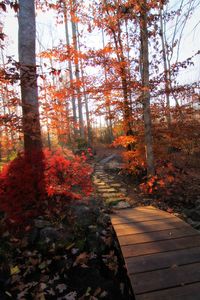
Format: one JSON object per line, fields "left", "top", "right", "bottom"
{"left": 136, "top": 282, "right": 200, "bottom": 300}
{"left": 113, "top": 218, "right": 188, "bottom": 236}
{"left": 131, "top": 262, "right": 200, "bottom": 294}
{"left": 118, "top": 227, "right": 198, "bottom": 245}
{"left": 126, "top": 246, "right": 200, "bottom": 273}
{"left": 111, "top": 206, "right": 200, "bottom": 300}
{"left": 121, "top": 235, "right": 200, "bottom": 257}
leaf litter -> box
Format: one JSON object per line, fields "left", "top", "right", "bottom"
{"left": 0, "top": 199, "right": 133, "bottom": 299}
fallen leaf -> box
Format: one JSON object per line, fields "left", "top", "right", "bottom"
{"left": 39, "top": 262, "right": 47, "bottom": 270}
{"left": 85, "top": 286, "right": 92, "bottom": 296}
{"left": 39, "top": 282, "right": 47, "bottom": 291}
{"left": 10, "top": 265, "right": 20, "bottom": 275}
{"left": 46, "top": 288, "right": 55, "bottom": 296}
{"left": 56, "top": 283, "right": 67, "bottom": 293}
{"left": 73, "top": 252, "right": 89, "bottom": 266}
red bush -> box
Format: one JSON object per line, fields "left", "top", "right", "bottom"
{"left": 44, "top": 149, "right": 93, "bottom": 198}
{"left": 139, "top": 160, "right": 184, "bottom": 196}
{"left": 0, "top": 149, "right": 93, "bottom": 227}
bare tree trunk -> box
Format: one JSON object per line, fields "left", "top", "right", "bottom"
{"left": 63, "top": 1, "right": 77, "bottom": 133}
{"left": 110, "top": 27, "right": 133, "bottom": 136}
{"left": 42, "top": 77, "right": 51, "bottom": 150}
{"left": 70, "top": 0, "right": 84, "bottom": 139}
{"left": 102, "top": 29, "right": 114, "bottom": 143}
{"left": 159, "top": 7, "right": 171, "bottom": 127}
{"left": 125, "top": 19, "right": 133, "bottom": 111}
{"left": 1, "top": 46, "right": 16, "bottom": 152}
{"left": 18, "top": 0, "right": 42, "bottom": 153}
{"left": 77, "top": 26, "right": 93, "bottom": 145}
{"left": 140, "top": 0, "right": 155, "bottom": 176}
{"left": 37, "top": 38, "right": 52, "bottom": 150}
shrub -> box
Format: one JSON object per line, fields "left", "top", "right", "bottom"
{"left": 0, "top": 149, "right": 93, "bottom": 228}
{"left": 139, "top": 160, "right": 184, "bottom": 197}
{"left": 112, "top": 135, "right": 146, "bottom": 178}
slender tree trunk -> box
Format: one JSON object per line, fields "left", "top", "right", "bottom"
{"left": 110, "top": 28, "right": 133, "bottom": 136}
{"left": 38, "top": 41, "right": 52, "bottom": 150}
{"left": 116, "top": 18, "right": 133, "bottom": 136}
{"left": 63, "top": 1, "right": 77, "bottom": 133}
{"left": 43, "top": 78, "right": 51, "bottom": 150}
{"left": 125, "top": 19, "right": 133, "bottom": 110}
{"left": 77, "top": 26, "right": 93, "bottom": 145}
{"left": 102, "top": 29, "right": 114, "bottom": 142}
{"left": 70, "top": 0, "right": 84, "bottom": 139}
{"left": 159, "top": 7, "right": 171, "bottom": 127}
{"left": 1, "top": 46, "right": 16, "bottom": 153}
{"left": 140, "top": 0, "right": 155, "bottom": 176}
{"left": 18, "top": 0, "right": 42, "bottom": 153}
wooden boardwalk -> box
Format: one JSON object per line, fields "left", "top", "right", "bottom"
{"left": 111, "top": 206, "right": 200, "bottom": 300}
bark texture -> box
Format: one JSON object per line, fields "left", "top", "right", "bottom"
{"left": 140, "top": 0, "right": 155, "bottom": 176}
{"left": 71, "top": 0, "right": 85, "bottom": 139}
{"left": 18, "top": 0, "right": 42, "bottom": 153}
{"left": 63, "top": 1, "right": 77, "bottom": 132}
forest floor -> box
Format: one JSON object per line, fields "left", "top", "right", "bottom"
{"left": 1, "top": 145, "right": 200, "bottom": 300}
{"left": 0, "top": 148, "right": 134, "bottom": 300}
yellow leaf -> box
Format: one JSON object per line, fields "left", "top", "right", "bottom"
{"left": 10, "top": 265, "right": 20, "bottom": 275}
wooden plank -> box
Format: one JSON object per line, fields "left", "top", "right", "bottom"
{"left": 112, "top": 212, "right": 177, "bottom": 225}
{"left": 136, "top": 282, "right": 200, "bottom": 300}
{"left": 118, "top": 227, "right": 198, "bottom": 246}
{"left": 126, "top": 246, "right": 200, "bottom": 274}
{"left": 112, "top": 206, "right": 158, "bottom": 217}
{"left": 113, "top": 206, "right": 157, "bottom": 212}
{"left": 113, "top": 218, "right": 188, "bottom": 236}
{"left": 111, "top": 206, "right": 200, "bottom": 299}
{"left": 131, "top": 262, "right": 200, "bottom": 294}
{"left": 111, "top": 206, "right": 158, "bottom": 218}
{"left": 121, "top": 235, "right": 200, "bottom": 258}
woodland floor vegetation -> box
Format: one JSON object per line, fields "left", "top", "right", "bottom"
{"left": 0, "top": 148, "right": 133, "bottom": 300}
{"left": 1, "top": 145, "right": 200, "bottom": 299}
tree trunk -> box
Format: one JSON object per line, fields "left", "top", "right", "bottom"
{"left": 18, "top": 0, "right": 42, "bottom": 153}
{"left": 111, "top": 28, "right": 133, "bottom": 136}
{"left": 159, "top": 7, "right": 171, "bottom": 127}
{"left": 77, "top": 25, "right": 93, "bottom": 145}
{"left": 63, "top": 1, "right": 77, "bottom": 134}
{"left": 140, "top": 1, "right": 155, "bottom": 176}
{"left": 102, "top": 29, "right": 114, "bottom": 143}
{"left": 70, "top": 0, "right": 85, "bottom": 139}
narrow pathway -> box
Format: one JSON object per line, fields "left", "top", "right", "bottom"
{"left": 93, "top": 162, "right": 131, "bottom": 209}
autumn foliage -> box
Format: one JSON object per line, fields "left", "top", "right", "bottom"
{"left": 112, "top": 110, "right": 194, "bottom": 198}
{"left": 0, "top": 149, "right": 93, "bottom": 227}
{"left": 139, "top": 160, "right": 185, "bottom": 197}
